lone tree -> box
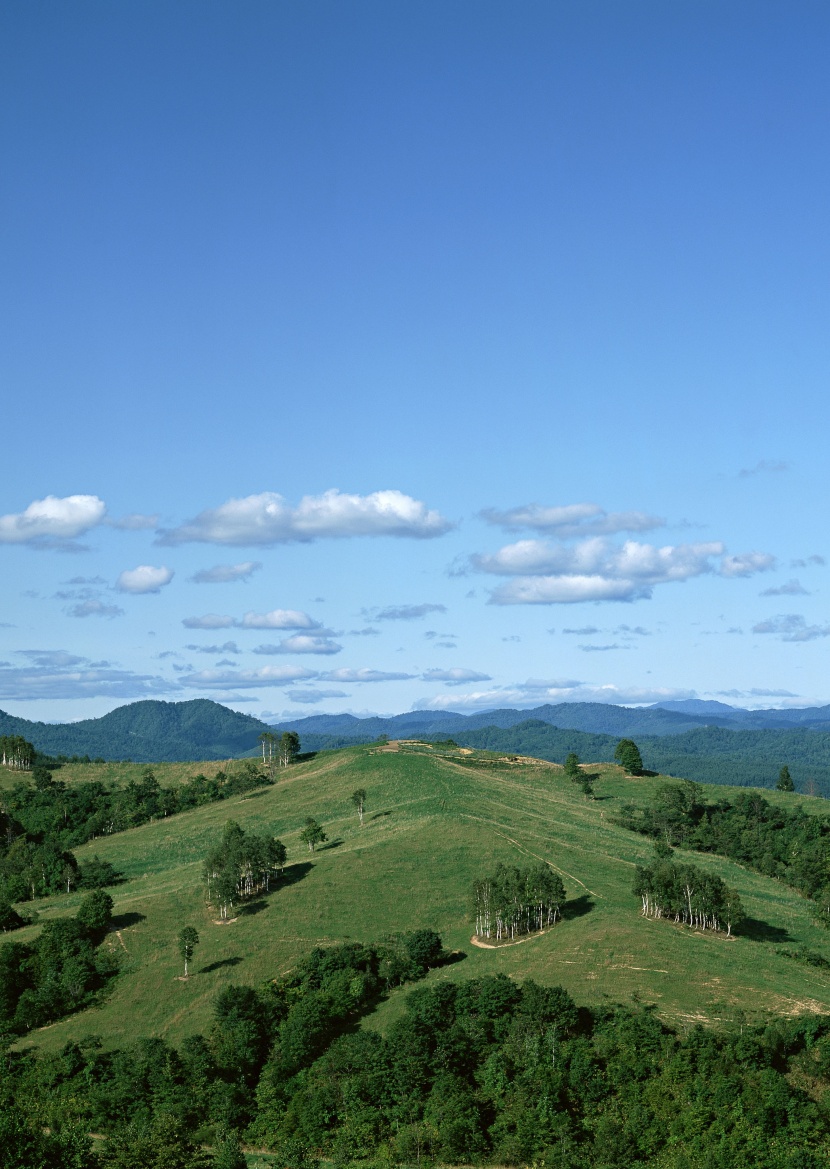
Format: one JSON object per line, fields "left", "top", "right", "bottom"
{"left": 564, "top": 752, "right": 581, "bottom": 781}
{"left": 177, "top": 926, "right": 199, "bottom": 978}
{"left": 279, "top": 731, "right": 301, "bottom": 767}
{"left": 351, "top": 788, "right": 367, "bottom": 826}
{"left": 615, "top": 738, "right": 644, "bottom": 776}
{"left": 777, "top": 765, "right": 795, "bottom": 792}
{"left": 300, "top": 817, "right": 328, "bottom": 852}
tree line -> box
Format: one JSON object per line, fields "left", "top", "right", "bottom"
{"left": 473, "top": 862, "right": 566, "bottom": 940}
{"left": 0, "top": 735, "right": 36, "bottom": 770}
{"left": 6, "top": 950, "right": 830, "bottom": 1167}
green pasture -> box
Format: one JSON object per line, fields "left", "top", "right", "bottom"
{"left": 10, "top": 743, "right": 830, "bottom": 1053}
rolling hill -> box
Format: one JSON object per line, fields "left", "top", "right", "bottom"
{"left": 12, "top": 740, "right": 830, "bottom": 1053}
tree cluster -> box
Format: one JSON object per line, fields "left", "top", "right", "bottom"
{"left": 633, "top": 853, "right": 745, "bottom": 935}
{"left": 0, "top": 889, "right": 117, "bottom": 1034}
{"left": 0, "top": 735, "right": 36, "bottom": 770}
{"left": 7, "top": 956, "right": 830, "bottom": 1168}
{"left": 203, "top": 821, "right": 287, "bottom": 920}
{"left": 473, "top": 862, "right": 566, "bottom": 940}
{"left": 618, "top": 780, "right": 830, "bottom": 923}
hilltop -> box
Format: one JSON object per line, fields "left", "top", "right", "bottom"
{"left": 11, "top": 740, "right": 830, "bottom": 1053}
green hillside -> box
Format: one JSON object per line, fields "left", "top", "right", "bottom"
{"left": 11, "top": 740, "right": 830, "bottom": 1054}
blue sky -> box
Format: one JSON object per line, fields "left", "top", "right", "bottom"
{"left": 2, "top": 1, "right": 830, "bottom": 723}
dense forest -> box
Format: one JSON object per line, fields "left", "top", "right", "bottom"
{"left": 6, "top": 942, "right": 830, "bottom": 1167}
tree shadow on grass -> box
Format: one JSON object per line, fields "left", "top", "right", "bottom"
{"left": 297, "top": 751, "right": 318, "bottom": 763}
{"left": 563, "top": 894, "right": 594, "bottom": 921}
{"left": 741, "top": 917, "right": 792, "bottom": 943}
{"left": 199, "top": 956, "right": 243, "bottom": 974}
{"left": 316, "top": 839, "right": 344, "bottom": 852}
{"left": 239, "top": 899, "right": 269, "bottom": 917}
{"left": 369, "top": 811, "right": 391, "bottom": 821}
{"left": 280, "top": 861, "right": 314, "bottom": 888}
{"left": 441, "top": 949, "right": 468, "bottom": 967}
{"left": 111, "top": 912, "right": 146, "bottom": 930}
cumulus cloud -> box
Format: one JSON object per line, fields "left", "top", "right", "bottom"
{"left": 760, "top": 579, "right": 810, "bottom": 597}
{"left": 190, "top": 561, "right": 262, "bottom": 584}
{"left": 374, "top": 603, "right": 447, "bottom": 621}
{"left": 0, "top": 649, "right": 172, "bottom": 701}
{"left": 157, "top": 489, "right": 453, "bottom": 546}
{"left": 68, "top": 598, "right": 125, "bottom": 619}
{"left": 480, "top": 502, "right": 665, "bottom": 537}
{"left": 179, "top": 666, "right": 319, "bottom": 689}
{"left": 319, "top": 668, "right": 416, "bottom": 683}
{"left": 116, "top": 565, "right": 174, "bottom": 594}
{"left": 739, "top": 459, "right": 788, "bottom": 477}
{"left": 752, "top": 614, "right": 830, "bottom": 642}
{"left": 110, "top": 513, "right": 159, "bottom": 531}
{"left": 252, "top": 636, "right": 342, "bottom": 655}
{"left": 286, "top": 688, "right": 349, "bottom": 704}
{"left": 182, "top": 613, "right": 235, "bottom": 629}
{"left": 0, "top": 494, "right": 107, "bottom": 548}
{"left": 470, "top": 536, "right": 775, "bottom": 605}
{"left": 421, "top": 668, "right": 492, "bottom": 686}
{"left": 792, "top": 555, "right": 826, "bottom": 568}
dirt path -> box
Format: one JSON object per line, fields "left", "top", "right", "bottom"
{"left": 491, "top": 829, "right": 602, "bottom": 898}
{"left": 470, "top": 925, "right": 558, "bottom": 950}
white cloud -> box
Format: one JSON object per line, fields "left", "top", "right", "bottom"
{"left": 182, "top": 613, "right": 235, "bottom": 629}
{"left": 719, "top": 551, "right": 776, "bottom": 577}
{"left": 0, "top": 494, "right": 107, "bottom": 547}
{"left": 752, "top": 614, "right": 830, "bottom": 642}
{"left": 422, "top": 668, "right": 492, "bottom": 686}
{"left": 158, "top": 489, "right": 453, "bottom": 545}
{"left": 471, "top": 536, "right": 774, "bottom": 605}
{"left": 579, "top": 644, "right": 626, "bottom": 652}
{"left": 418, "top": 680, "right": 696, "bottom": 711}
{"left": 190, "top": 561, "right": 262, "bottom": 584}
{"left": 252, "top": 636, "right": 342, "bottom": 655}
{"left": 0, "top": 649, "right": 172, "bottom": 701}
{"left": 319, "top": 668, "right": 416, "bottom": 683}
{"left": 179, "top": 665, "right": 319, "bottom": 689}
{"left": 374, "top": 603, "right": 447, "bottom": 621}
{"left": 480, "top": 502, "right": 664, "bottom": 537}
{"left": 110, "top": 513, "right": 159, "bottom": 531}
{"left": 68, "top": 598, "right": 125, "bottom": 619}
{"left": 792, "top": 554, "right": 826, "bottom": 568}
{"left": 760, "top": 579, "right": 809, "bottom": 597}
{"left": 238, "top": 609, "right": 321, "bottom": 630}
{"left": 185, "top": 641, "right": 241, "bottom": 654}
{"left": 116, "top": 565, "right": 175, "bottom": 594}
{"left": 286, "top": 688, "right": 349, "bottom": 704}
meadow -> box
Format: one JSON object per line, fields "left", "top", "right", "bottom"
{"left": 8, "top": 741, "right": 830, "bottom": 1053}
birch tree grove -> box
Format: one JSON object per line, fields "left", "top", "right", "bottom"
{"left": 633, "top": 858, "right": 745, "bottom": 936}
{"left": 0, "top": 736, "right": 36, "bottom": 770}
{"left": 473, "top": 862, "right": 566, "bottom": 940}
{"left": 203, "top": 820, "right": 287, "bottom": 920}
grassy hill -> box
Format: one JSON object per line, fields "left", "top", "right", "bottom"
{"left": 10, "top": 741, "right": 830, "bottom": 1055}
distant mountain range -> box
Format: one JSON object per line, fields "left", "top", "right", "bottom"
{"left": 3, "top": 698, "right": 830, "bottom": 793}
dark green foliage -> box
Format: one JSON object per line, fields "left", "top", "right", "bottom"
{"left": 614, "top": 738, "right": 644, "bottom": 775}
{"left": 0, "top": 900, "right": 118, "bottom": 1034}
{"left": 563, "top": 751, "right": 581, "bottom": 780}
{"left": 98, "top": 1113, "right": 212, "bottom": 1168}
{"left": 299, "top": 818, "right": 327, "bottom": 852}
{"left": 0, "top": 734, "right": 36, "bottom": 770}
{"left": 618, "top": 782, "right": 830, "bottom": 917}
{"left": 778, "top": 764, "right": 795, "bottom": 791}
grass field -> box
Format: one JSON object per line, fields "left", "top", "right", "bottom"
{"left": 8, "top": 742, "right": 830, "bottom": 1053}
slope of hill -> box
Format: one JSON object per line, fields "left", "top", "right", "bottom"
{"left": 12, "top": 742, "right": 830, "bottom": 1054}
{"left": 0, "top": 698, "right": 271, "bottom": 761}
